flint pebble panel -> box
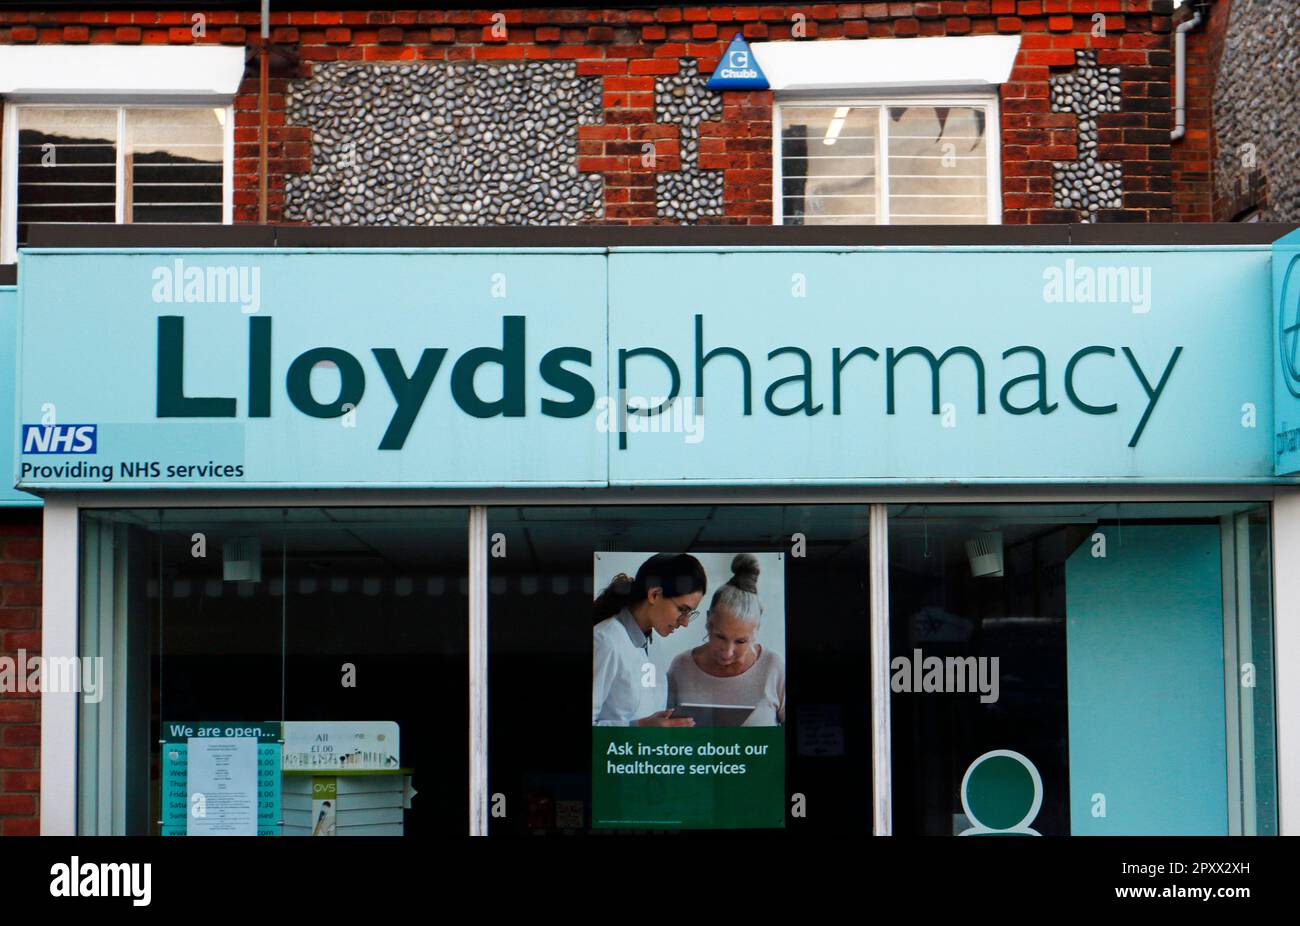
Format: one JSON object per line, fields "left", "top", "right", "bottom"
{"left": 654, "top": 59, "right": 725, "bottom": 223}
{"left": 1213, "top": 0, "right": 1300, "bottom": 221}
{"left": 1051, "top": 50, "right": 1124, "bottom": 222}
{"left": 283, "top": 61, "right": 605, "bottom": 225}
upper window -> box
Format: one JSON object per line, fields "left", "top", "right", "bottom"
{"left": 3, "top": 104, "right": 230, "bottom": 261}
{"left": 775, "top": 99, "right": 999, "bottom": 225}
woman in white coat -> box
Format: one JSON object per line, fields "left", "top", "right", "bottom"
{"left": 592, "top": 552, "right": 707, "bottom": 728}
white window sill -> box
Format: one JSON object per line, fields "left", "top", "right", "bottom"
{"left": 753, "top": 35, "right": 1022, "bottom": 93}
{"left": 0, "top": 45, "right": 245, "bottom": 101}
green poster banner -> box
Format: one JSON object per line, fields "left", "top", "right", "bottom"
{"left": 592, "top": 727, "right": 784, "bottom": 829}
{"left": 591, "top": 550, "right": 787, "bottom": 830}
{"left": 160, "top": 721, "right": 282, "bottom": 836}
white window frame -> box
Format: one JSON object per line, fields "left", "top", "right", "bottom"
{"left": 1, "top": 101, "right": 234, "bottom": 263}
{"left": 772, "top": 93, "right": 1002, "bottom": 226}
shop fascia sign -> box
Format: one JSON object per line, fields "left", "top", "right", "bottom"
{"left": 17, "top": 248, "right": 1271, "bottom": 489}
{"left": 157, "top": 308, "right": 1180, "bottom": 451}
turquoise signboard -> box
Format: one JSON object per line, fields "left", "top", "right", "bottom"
{"left": 11, "top": 245, "right": 1285, "bottom": 490}
{"left": 1272, "top": 228, "right": 1300, "bottom": 475}
{"left": 16, "top": 249, "right": 607, "bottom": 490}
{"left": 0, "top": 286, "right": 38, "bottom": 505}
{"left": 609, "top": 248, "right": 1273, "bottom": 483}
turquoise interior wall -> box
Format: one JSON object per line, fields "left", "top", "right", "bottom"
{"left": 1065, "top": 524, "right": 1228, "bottom": 834}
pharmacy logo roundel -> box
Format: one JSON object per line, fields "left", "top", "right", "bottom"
{"left": 1280, "top": 253, "right": 1300, "bottom": 398}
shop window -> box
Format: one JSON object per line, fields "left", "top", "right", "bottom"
{"left": 887, "top": 502, "right": 1277, "bottom": 836}
{"left": 73, "top": 499, "right": 1279, "bottom": 837}
{"left": 3, "top": 105, "right": 231, "bottom": 261}
{"left": 486, "top": 504, "right": 873, "bottom": 834}
{"left": 77, "top": 507, "right": 469, "bottom": 836}
{"left": 776, "top": 100, "right": 999, "bottom": 225}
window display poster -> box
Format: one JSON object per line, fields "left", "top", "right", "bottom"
{"left": 311, "top": 778, "right": 338, "bottom": 836}
{"left": 161, "top": 722, "right": 282, "bottom": 836}
{"left": 187, "top": 737, "right": 258, "bottom": 836}
{"left": 282, "top": 721, "right": 400, "bottom": 771}
{"left": 591, "top": 551, "right": 786, "bottom": 829}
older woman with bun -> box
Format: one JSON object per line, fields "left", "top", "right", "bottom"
{"left": 592, "top": 552, "right": 708, "bottom": 727}
{"left": 668, "top": 554, "right": 786, "bottom": 727}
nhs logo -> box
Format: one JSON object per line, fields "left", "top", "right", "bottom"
{"left": 22, "top": 424, "right": 97, "bottom": 454}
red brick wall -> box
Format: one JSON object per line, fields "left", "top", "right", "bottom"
{"left": 0, "top": 512, "right": 41, "bottom": 836}
{"left": 0, "top": 3, "right": 1188, "bottom": 226}
{"left": 1200, "top": 0, "right": 1235, "bottom": 221}
{"left": 1169, "top": 1, "right": 1217, "bottom": 222}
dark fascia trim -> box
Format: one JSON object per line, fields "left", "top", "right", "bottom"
{"left": 23, "top": 222, "right": 1300, "bottom": 250}
{"left": 0, "top": 265, "right": 16, "bottom": 286}
{"left": 28, "top": 225, "right": 278, "bottom": 249}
